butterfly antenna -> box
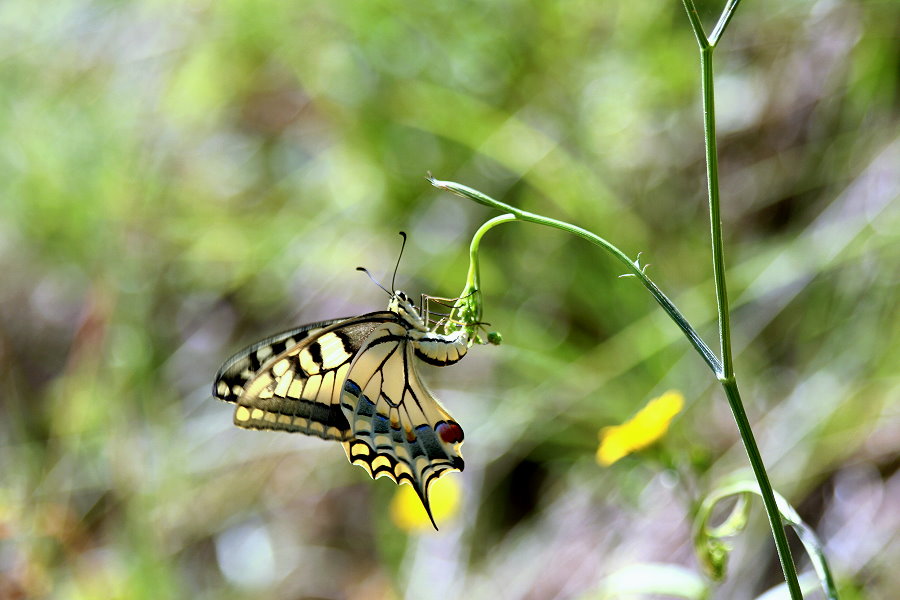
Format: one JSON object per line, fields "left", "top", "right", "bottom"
{"left": 391, "top": 231, "right": 407, "bottom": 293}
{"left": 356, "top": 267, "right": 391, "bottom": 297}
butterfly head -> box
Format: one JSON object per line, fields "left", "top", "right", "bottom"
{"left": 389, "top": 290, "right": 428, "bottom": 331}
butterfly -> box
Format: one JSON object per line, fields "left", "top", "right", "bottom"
{"left": 213, "top": 280, "right": 469, "bottom": 528}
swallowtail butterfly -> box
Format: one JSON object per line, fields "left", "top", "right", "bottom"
{"left": 213, "top": 278, "right": 468, "bottom": 528}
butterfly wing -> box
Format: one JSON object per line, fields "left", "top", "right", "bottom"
{"left": 213, "top": 317, "right": 348, "bottom": 404}
{"left": 340, "top": 321, "right": 465, "bottom": 526}
{"left": 215, "top": 313, "right": 396, "bottom": 441}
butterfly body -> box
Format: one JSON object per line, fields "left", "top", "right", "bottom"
{"left": 213, "top": 290, "right": 468, "bottom": 526}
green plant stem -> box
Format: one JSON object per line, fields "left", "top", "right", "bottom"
{"left": 700, "top": 46, "right": 733, "bottom": 381}
{"left": 710, "top": 0, "right": 744, "bottom": 47}
{"left": 681, "top": 0, "right": 802, "bottom": 597}
{"left": 449, "top": 213, "right": 517, "bottom": 330}
{"left": 428, "top": 176, "right": 722, "bottom": 375}
{"left": 464, "top": 213, "right": 518, "bottom": 299}
{"left": 698, "top": 480, "right": 839, "bottom": 600}
{"left": 722, "top": 380, "right": 803, "bottom": 600}
{"left": 436, "top": 3, "right": 806, "bottom": 595}
{"left": 681, "top": 0, "right": 710, "bottom": 49}
{"left": 434, "top": 173, "right": 804, "bottom": 599}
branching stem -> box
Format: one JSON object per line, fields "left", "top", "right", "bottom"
{"left": 681, "top": 0, "right": 802, "bottom": 596}
{"left": 433, "top": 1, "right": 813, "bottom": 596}
{"left": 428, "top": 176, "right": 721, "bottom": 375}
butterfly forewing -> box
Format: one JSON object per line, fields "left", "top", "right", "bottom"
{"left": 217, "top": 313, "right": 396, "bottom": 440}
{"left": 213, "top": 317, "right": 348, "bottom": 404}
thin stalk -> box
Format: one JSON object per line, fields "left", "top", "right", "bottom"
{"left": 429, "top": 176, "right": 722, "bottom": 375}
{"left": 436, "top": 170, "right": 804, "bottom": 599}
{"left": 448, "top": 213, "right": 517, "bottom": 330}
{"left": 697, "top": 481, "right": 838, "bottom": 600}
{"left": 681, "top": 0, "right": 710, "bottom": 49}
{"left": 710, "top": 0, "right": 744, "bottom": 47}
{"left": 436, "top": 2, "right": 809, "bottom": 595}
{"left": 681, "top": 0, "right": 803, "bottom": 596}
{"left": 464, "top": 213, "right": 517, "bottom": 299}
{"left": 700, "top": 47, "right": 733, "bottom": 380}
{"left": 722, "top": 381, "right": 803, "bottom": 600}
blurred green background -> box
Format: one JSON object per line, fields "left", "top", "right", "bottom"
{"left": 1, "top": 0, "right": 897, "bottom": 598}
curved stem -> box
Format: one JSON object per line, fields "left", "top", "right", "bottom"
{"left": 433, "top": 4, "right": 805, "bottom": 596}
{"left": 448, "top": 213, "right": 517, "bottom": 330}
{"left": 698, "top": 480, "right": 838, "bottom": 600}
{"left": 429, "top": 176, "right": 722, "bottom": 375}
{"left": 465, "top": 213, "right": 517, "bottom": 299}
{"left": 431, "top": 176, "right": 804, "bottom": 599}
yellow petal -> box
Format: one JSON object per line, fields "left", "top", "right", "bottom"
{"left": 597, "top": 390, "right": 684, "bottom": 466}
{"left": 596, "top": 425, "right": 631, "bottom": 466}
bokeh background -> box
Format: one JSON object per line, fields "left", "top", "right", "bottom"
{"left": 1, "top": 0, "right": 897, "bottom": 598}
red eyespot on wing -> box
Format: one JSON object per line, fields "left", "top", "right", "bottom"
{"left": 436, "top": 421, "right": 464, "bottom": 444}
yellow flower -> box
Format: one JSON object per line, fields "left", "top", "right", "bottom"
{"left": 596, "top": 390, "right": 684, "bottom": 466}
{"left": 389, "top": 476, "right": 461, "bottom": 531}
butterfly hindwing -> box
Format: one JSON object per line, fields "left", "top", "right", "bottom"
{"left": 339, "top": 321, "right": 465, "bottom": 525}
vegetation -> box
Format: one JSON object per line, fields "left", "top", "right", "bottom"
{"left": 1, "top": 0, "right": 897, "bottom": 598}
